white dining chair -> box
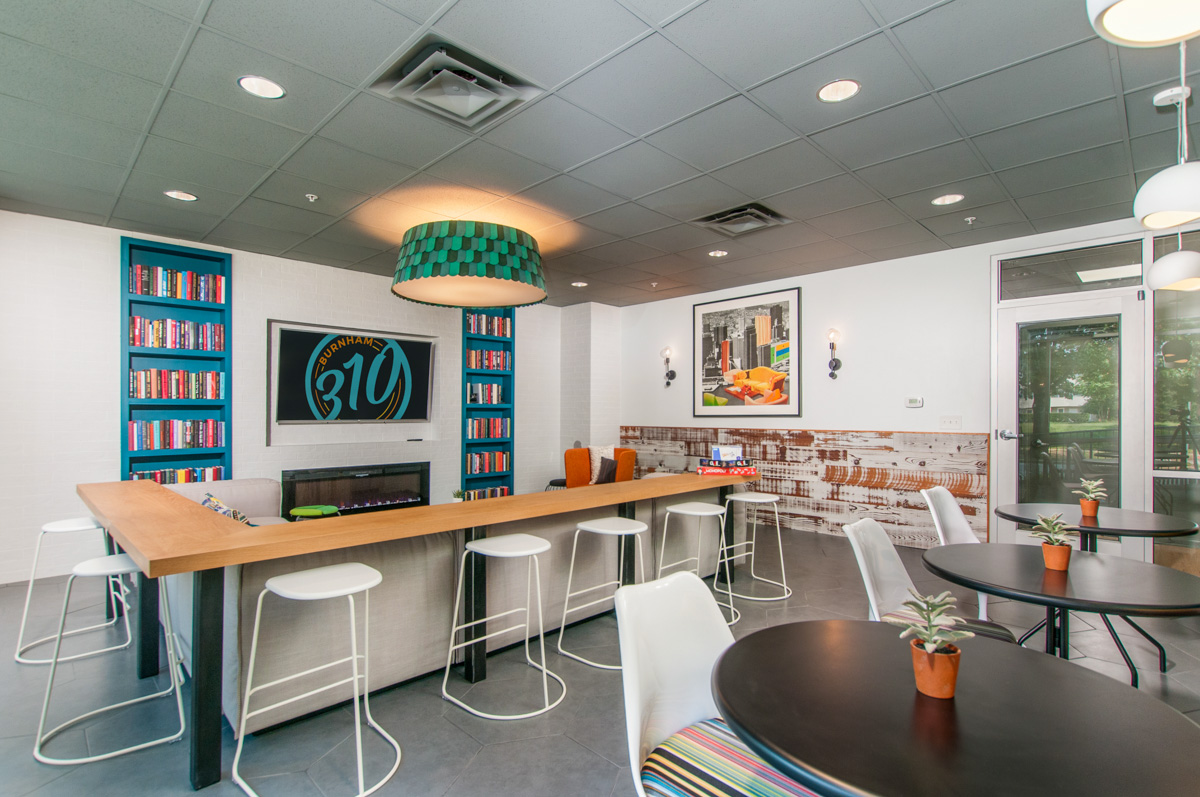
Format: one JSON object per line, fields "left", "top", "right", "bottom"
{"left": 921, "top": 485, "right": 990, "bottom": 620}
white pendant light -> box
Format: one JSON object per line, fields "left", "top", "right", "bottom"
{"left": 1087, "top": 0, "right": 1200, "bottom": 48}
{"left": 1147, "top": 248, "right": 1200, "bottom": 290}
{"left": 1134, "top": 42, "right": 1199, "bottom": 229}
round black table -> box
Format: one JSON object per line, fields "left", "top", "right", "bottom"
{"left": 923, "top": 543, "right": 1200, "bottom": 685}
{"left": 993, "top": 502, "right": 1197, "bottom": 552}
{"left": 712, "top": 621, "right": 1200, "bottom": 797}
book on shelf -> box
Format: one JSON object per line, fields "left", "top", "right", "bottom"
{"left": 465, "top": 349, "right": 511, "bottom": 370}
{"left": 130, "top": 263, "right": 226, "bottom": 303}
{"left": 130, "top": 465, "right": 226, "bottom": 483}
{"left": 463, "top": 486, "right": 510, "bottom": 500}
{"left": 128, "top": 418, "right": 226, "bottom": 451}
{"left": 465, "top": 313, "right": 512, "bottom": 338}
{"left": 465, "top": 382, "right": 504, "bottom": 404}
{"left": 129, "top": 368, "right": 225, "bottom": 400}
{"left": 465, "top": 416, "right": 511, "bottom": 440}
{"left": 130, "top": 316, "right": 225, "bottom": 351}
{"left": 466, "top": 450, "right": 510, "bottom": 475}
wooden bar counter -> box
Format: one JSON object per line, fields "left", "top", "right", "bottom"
{"left": 78, "top": 472, "right": 755, "bottom": 790}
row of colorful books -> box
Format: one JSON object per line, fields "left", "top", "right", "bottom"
{"left": 130, "top": 466, "right": 227, "bottom": 483}
{"left": 466, "top": 416, "right": 511, "bottom": 439}
{"left": 466, "top": 382, "right": 504, "bottom": 404}
{"left": 465, "top": 348, "right": 511, "bottom": 370}
{"left": 128, "top": 419, "right": 226, "bottom": 451}
{"left": 129, "top": 368, "right": 225, "bottom": 400}
{"left": 130, "top": 316, "right": 225, "bottom": 351}
{"left": 697, "top": 457, "right": 758, "bottom": 476}
{"left": 466, "top": 450, "right": 510, "bottom": 474}
{"left": 463, "top": 486, "right": 511, "bottom": 501}
{"left": 465, "top": 313, "right": 512, "bottom": 338}
{"left": 130, "top": 263, "right": 226, "bottom": 303}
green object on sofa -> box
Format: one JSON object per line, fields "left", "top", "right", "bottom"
{"left": 289, "top": 504, "right": 340, "bottom": 519}
{"left": 703, "top": 393, "right": 729, "bottom": 406}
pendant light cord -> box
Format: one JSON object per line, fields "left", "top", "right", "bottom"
{"left": 1181, "top": 41, "right": 1190, "bottom": 165}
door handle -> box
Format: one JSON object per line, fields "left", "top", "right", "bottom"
{"left": 997, "top": 429, "right": 1023, "bottom": 440}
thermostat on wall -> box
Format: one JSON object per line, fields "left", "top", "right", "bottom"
{"left": 905, "top": 397, "right": 924, "bottom": 408}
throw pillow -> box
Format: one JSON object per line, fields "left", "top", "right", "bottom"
{"left": 200, "top": 493, "right": 249, "bottom": 524}
{"left": 595, "top": 457, "right": 618, "bottom": 484}
{"left": 588, "top": 445, "right": 614, "bottom": 484}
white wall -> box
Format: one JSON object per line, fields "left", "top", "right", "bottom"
{"left": 620, "top": 217, "right": 1147, "bottom": 435}
{"left": 514, "top": 302, "right": 563, "bottom": 494}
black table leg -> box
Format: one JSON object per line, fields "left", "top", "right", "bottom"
{"left": 1120, "top": 616, "right": 1168, "bottom": 672}
{"left": 618, "top": 502, "right": 637, "bottom": 586}
{"left": 190, "top": 568, "right": 224, "bottom": 791}
{"left": 1080, "top": 532, "right": 1097, "bottom": 553}
{"left": 1044, "top": 607, "right": 1057, "bottom": 654}
{"left": 136, "top": 571, "right": 159, "bottom": 679}
{"left": 717, "top": 485, "right": 735, "bottom": 586}
{"left": 1059, "top": 609, "right": 1070, "bottom": 659}
{"left": 463, "top": 526, "right": 487, "bottom": 684}
{"left": 1100, "top": 614, "right": 1139, "bottom": 688}
{"left": 1018, "top": 618, "right": 1047, "bottom": 647}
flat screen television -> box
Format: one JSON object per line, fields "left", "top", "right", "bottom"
{"left": 271, "top": 321, "right": 434, "bottom": 424}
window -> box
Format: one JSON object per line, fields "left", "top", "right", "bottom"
{"left": 1000, "top": 240, "right": 1143, "bottom": 300}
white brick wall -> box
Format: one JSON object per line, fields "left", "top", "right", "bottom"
{"left": 514, "top": 303, "right": 562, "bottom": 493}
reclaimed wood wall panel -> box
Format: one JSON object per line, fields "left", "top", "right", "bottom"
{"left": 621, "top": 426, "right": 989, "bottom": 549}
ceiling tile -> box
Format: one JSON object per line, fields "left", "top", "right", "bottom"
{"left": 647, "top": 97, "right": 795, "bottom": 171}
{"left": 636, "top": 175, "right": 753, "bottom": 221}
{"left": 664, "top": 0, "right": 877, "bottom": 88}
{"left": 170, "top": 30, "right": 355, "bottom": 132}
{"left": 632, "top": 253, "right": 702, "bottom": 275}
{"left": 470, "top": 197, "right": 570, "bottom": 234}
{"left": 0, "top": 171, "right": 114, "bottom": 216}
{"left": 0, "top": 0, "right": 189, "bottom": 82}
{"left": 112, "top": 196, "right": 221, "bottom": 235}
{"left": 620, "top": 0, "right": 696, "bottom": 24}
{"left": 0, "top": 93, "right": 140, "bottom": 166}
{"left": 0, "top": 141, "right": 126, "bottom": 194}
{"left": 889, "top": 174, "right": 1011, "bottom": 219}
{"left": 810, "top": 96, "right": 959, "bottom": 169}
{"left": 893, "top": 0, "right": 1094, "bottom": 88}
{"left": 381, "top": 173, "right": 500, "bottom": 218}
{"left": 765, "top": 174, "right": 877, "bottom": 220}
{"left": 374, "top": 0, "right": 447, "bottom": 24}
{"left": 252, "top": 172, "right": 370, "bottom": 217}
{"left": 484, "top": 97, "right": 630, "bottom": 171}
{"left": 121, "top": 170, "right": 244, "bottom": 216}
{"left": 997, "top": 143, "right": 1128, "bottom": 197}
{"left": 542, "top": 251, "right": 610, "bottom": 275}
{"left": 150, "top": 91, "right": 304, "bottom": 166}
{"left": 627, "top": 276, "right": 688, "bottom": 293}
{"left": 856, "top": 141, "right": 988, "bottom": 196}
{"left": 750, "top": 34, "right": 928, "bottom": 134}
{"left": 1117, "top": 45, "right": 1200, "bottom": 93}
{"left": 866, "top": 238, "right": 950, "bottom": 260}
{"left": 226, "top": 196, "right": 336, "bottom": 234}
{"left": 319, "top": 219, "right": 404, "bottom": 250}
{"left": 0, "top": 196, "right": 106, "bottom": 226}
{"left": 579, "top": 238, "right": 664, "bottom": 264}
{"left": 588, "top": 265, "right": 657, "bottom": 284}
{"left": 140, "top": 0, "right": 203, "bottom": 16}
{"left": 972, "top": 100, "right": 1124, "bottom": 171}
{"left": 540, "top": 222, "right": 617, "bottom": 254}
{"left": 568, "top": 141, "right": 699, "bottom": 199}
{"left": 434, "top": 0, "right": 647, "bottom": 86}
{"left": 513, "top": 175, "right": 623, "bottom": 219}
{"left": 714, "top": 252, "right": 790, "bottom": 275}
{"left": 202, "top": 0, "right": 420, "bottom": 84}
{"left": 0, "top": 35, "right": 162, "bottom": 129}
{"left": 941, "top": 220, "right": 1035, "bottom": 248}
{"left": 1123, "top": 80, "right": 1191, "bottom": 139}
{"left": 775, "top": 238, "right": 861, "bottom": 264}
{"left": 1015, "top": 176, "right": 1133, "bottom": 219}
{"left": 1130, "top": 123, "right": 1200, "bottom": 173}
{"left": 867, "top": 0, "right": 943, "bottom": 23}
{"left": 136, "top": 135, "right": 270, "bottom": 196}
{"left": 838, "top": 221, "right": 936, "bottom": 251}
{"left": 734, "top": 221, "right": 828, "bottom": 252}
{"left": 632, "top": 224, "right": 725, "bottom": 252}
{"left": 937, "top": 40, "right": 1114, "bottom": 135}
{"left": 353, "top": 246, "right": 402, "bottom": 277}
{"left": 319, "top": 94, "right": 469, "bottom": 169}
{"left": 920, "top": 201, "right": 1026, "bottom": 235}
{"left": 345, "top": 199, "right": 449, "bottom": 236}
{"left": 280, "top": 137, "right": 415, "bottom": 195}
{"left": 712, "top": 140, "right": 842, "bottom": 198}
{"left": 578, "top": 202, "right": 676, "bottom": 237}
{"left": 805, "top": 201, "right": 908, "bottom": 237}
{"left": 675, "top": 239, "right": 765, "bottom": 265}
{"left": 286, "top": 236, "right": 388, "bottom": 266}
{"left": 426, "top": 140, "right": 556, "bottom": 197}
{"left": 1029, "top": 202, "right": 1131, "bottom": 233}
{"left": 557, "top": 34, "right": 733, "bottom": 135}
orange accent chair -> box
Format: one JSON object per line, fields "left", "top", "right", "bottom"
{"left": 731, "top": 367, "right": 787, "bottom": 399}
{"left": 565, "top": 448, "right": 636, "bottom": 488}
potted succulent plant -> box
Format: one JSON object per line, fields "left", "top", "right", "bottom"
{"left": 884, "top": 589, "right": 975, "bottom": 699}
{"left": 1030, "top": 512, "right": 1074, "bottom": 571}
{"left": 1072, "top": 478, "right": 1106, "bottom": 517}
{"left": 451, "top": 489, "right": 465, "bottom": 503}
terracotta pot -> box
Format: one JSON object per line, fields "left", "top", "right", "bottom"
{"left": 1042, "top": 542, "right": 1071, "bottom": 571}
{"left": 910, "top": 639, "right": 960, "bottom": 700}
{"left": 1079, "top": 498, "right": 1099, "bottom": 517}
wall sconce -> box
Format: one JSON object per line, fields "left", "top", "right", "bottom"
{"left": 661, "top": 346, "right": 677, "bottom": 387}
{"left": 827, "top": 328, "right": 842, "bottom": 379}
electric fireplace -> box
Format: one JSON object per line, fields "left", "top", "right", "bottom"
{"left": 280, "top": 462, "right": 430, "bottom": 517}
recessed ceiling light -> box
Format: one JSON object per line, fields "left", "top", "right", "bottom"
{"left": 817, "top": 79, "right": 861, "bottom": 103}
{"left": 571, "top": 281, "right": 588, "bottom": 287}
{"left": 163, "top": 190, "right": 197, "bottom": 202}
{"left": 931, "top": 193, "right": 965, "bottom": 206}
{"left": 708, "top": 250, "right": 729, "bottom": 258}
{"left": 238, "top": 75, "right": 286, "bottom": 99}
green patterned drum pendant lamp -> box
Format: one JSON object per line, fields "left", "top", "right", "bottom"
{"left": 392, "top": 220, "right": 547, "bottom": 308}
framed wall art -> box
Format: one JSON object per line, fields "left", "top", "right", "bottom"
{"left": 693, "top": 288, "right": 801, "bottom": 417}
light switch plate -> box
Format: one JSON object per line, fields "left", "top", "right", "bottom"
{"left": 939, "top": 415, "right": 962, "bottom": 430}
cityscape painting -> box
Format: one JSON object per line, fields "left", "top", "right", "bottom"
{"left": 693, "top": 288, "right": 801, "bottom": 417}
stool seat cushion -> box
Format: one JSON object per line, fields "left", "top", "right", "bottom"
{"left": 665, "top": 502, "right": 726, "bottom": 517}
{"left": 73, "top": 553, "right": 140, "bottom": 579}
{"left": 466, "top": 533, "right": 550, "bottom": 558}
{"left": 43, "top": 516, "right": 102, "bottom": 533}
{"left": 265, "top": 562, "right": 382, "bottom": 600}
{"left": 725, "top": 492, "right": 780, "bottom": 504}
{"left": 247, "top": 516, "right": 289, "bottom": 527}
{"left": 641, "top": 718, "right": 816, "bottom": 797}
{"left": 577, "top": 517, "right": 648, "bottom": 536}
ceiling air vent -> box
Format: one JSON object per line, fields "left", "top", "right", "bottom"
{"left": 693, "top": 203, "right": 791, "bottom": 237}
{"left": 369, "top": 35, "right": 543, "bottom": 130}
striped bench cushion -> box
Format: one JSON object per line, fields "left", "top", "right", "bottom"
{"left": 642, "top": 718, "right": 816, "bottom": 797}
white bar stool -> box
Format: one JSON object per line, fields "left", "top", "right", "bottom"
{"left": 34, "top": 553, "right": 185, "bottom": 765}
{"left": 232, "top": 562, "right": 400, "bottom": 797}
{"left": 442, "top": 533, "right": 566, "bottom": 720}
{"left": 656, "top": 502, "right": 740, "bottom": 625}
{"left": 716, "top": 492, "right": 792, "bottom": 602}
{"left": 16, "top": 516, "right": 131, "bottom": 665}
{"left": 558, "top": 516, "right": 648, "bottom": 669}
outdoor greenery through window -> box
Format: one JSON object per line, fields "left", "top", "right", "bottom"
{"left": 1154, "top": 230, "right": 1200, "bottom": 475}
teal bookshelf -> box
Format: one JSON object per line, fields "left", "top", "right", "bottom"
{"left": 120, "top": 237, "right": 232, "bottom": 484}
{"left": 462, "top": 309, "right": 514, "bottom": 500}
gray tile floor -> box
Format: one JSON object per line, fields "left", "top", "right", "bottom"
{"left": 4, "top": 530, "right": 1200, "bottom": 796}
